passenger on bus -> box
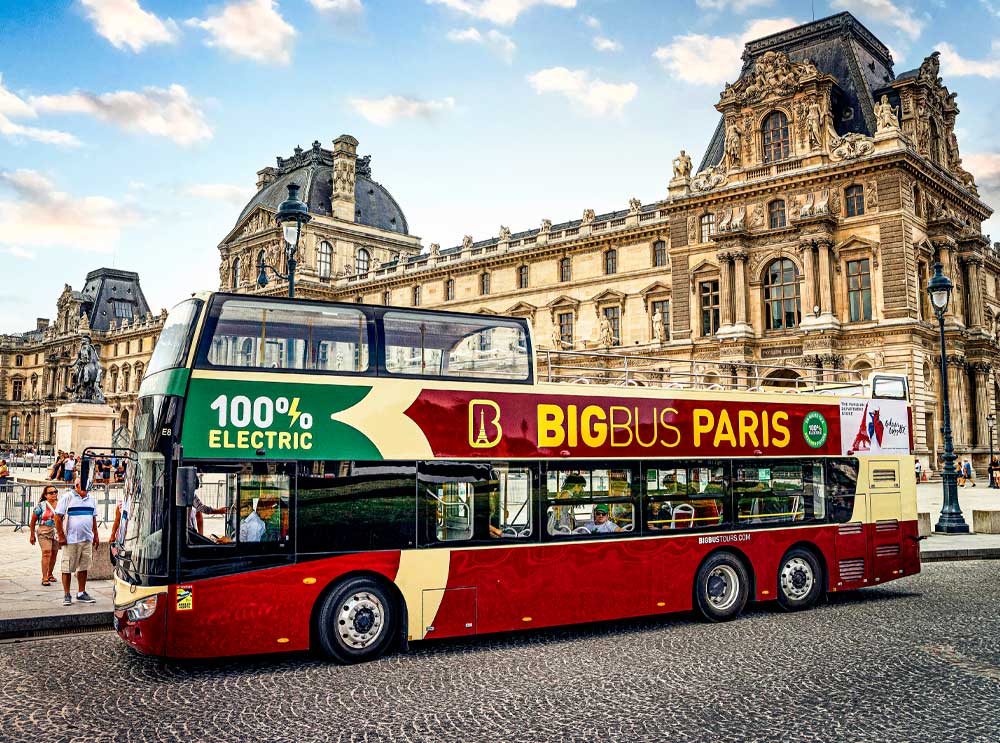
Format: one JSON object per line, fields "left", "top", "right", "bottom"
{"left": 547, "top": 473, "right": 586, "bottom": 534}
{"left": 240, "top": 498, "right": 278, "bottom": 542}
{"left": 583, "top": 504, "right": 621, "bottom": 534}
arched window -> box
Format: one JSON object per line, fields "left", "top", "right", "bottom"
{"left": 559, "top": 257, "right": 572, "bottom": 282}
{"left": 480, "top": 272, "right": 491, "bottom": 296}
{"left": 317, "top": 241, "right": 332, "bottom": 279}
{"left": 412, "top": 285, "right": 421, "bottom": 306}
{"left": 604, "top": 249, "right": 618, "bottom": 275}
{"left": 652, "top": 240, "right": 668, "bottom": 267}
{"left": 383, "top": 290, "right": 391, "bottom": 306}
{"left": 256, "top": 249, "right": 267, "bottom": 280}
{"left": 231, "top": 258, "right": 241, "bottom": 288}
{"left": 845, "top": 184, "right": 865, "bottom": 217}
{"left": 120, "top": 409, "right": 130, "bottom": 431}
{"left": 134, "top": 364, "right": 144, "bottom": 389}
{"left": 240, "top": 338, "right": 254, "bottom": 366}
{"left": 762, "top": 111, "right": 790, "bottom": 163}
{"left": 763, "top": 258, "right": 801, "bottom": 331}
{"left": 768, "top": 200, "right": 786, "bottom": 228}
{"left": 699, "top": 213, "right": 715, "bottom": 243}
{"left": 14, "top": 355, "right": 23, "bottom": 367}
{"left": 356, "top": 247, "right": 370, "bottom": 275}
{"left": 10, "top": 414, "right": 20, "bottom": 442}
{"left": 123, "top": 366, "right": 131, "bottom": 392}
{"left": 445, "top": 278, "right": 455, "bottom": 301}
{"left": 110, "top": 367, "right": 119, "bottom": 393}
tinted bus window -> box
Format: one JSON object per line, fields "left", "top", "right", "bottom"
{"left": 827, "top": 458, "right": 860, "bottom": 523}
{"left": 733, "top": 460, "right": 825, "bottom": 527}
{"left": 206, "top": 298, "right": 370, "bottom": 372}
{"left": 383, "top": 311, "right": 530, "bottom": 381}
{"left": 297, "top": 462, "right": 416, "bottom": 552}
{"left": 645, "top": 465, "right": 726, "bottom": 531}
{"left": 544, "top": 465, "right": 635, "bottom": 537}
{"left": 146, "top": 299, "right": 202, "bottom": 376}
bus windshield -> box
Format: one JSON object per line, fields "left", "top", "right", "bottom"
{"left": 122, "top": 395, "right": 172, "bottom": 577}
{"left": 146, "top": 299, "right": 203, "bottom": 377}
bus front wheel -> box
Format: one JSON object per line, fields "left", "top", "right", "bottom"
{"left": 694, "top": 552, "right": 749, "bottom": 622}
{"left": 317, "top": 577, "right": 398, "bottom": 664}
{"left": 776, "top": 548, "right": 823, "bottom": 612}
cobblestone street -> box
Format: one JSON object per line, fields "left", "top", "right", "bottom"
{"left": 1, "top": 561, "right": 997, "bottom": 743}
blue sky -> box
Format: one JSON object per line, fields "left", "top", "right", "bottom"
{"left": 1, "top": 0, "right": 999, "bottom": 332}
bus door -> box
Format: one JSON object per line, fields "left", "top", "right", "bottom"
{"left": 866, "top": 460, "right": 903, "bottom": 584}
{"left": 171, "top": 462, "right": 296, "bottom": 657}
{"left": 830, "top": 458, "right": 870, "bottom": 589}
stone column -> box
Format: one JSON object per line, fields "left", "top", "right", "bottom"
{"left": 716, "top": 251, "right": 733, "bottom": 329}
{"left": 799, "top": 241, "right": 817, "bottom": 314}
{"left": 946, "top": 356, "right": 967, "bottom": 450}
{"left": 816, "top": 237, "right": 838, "bottom": 325}
{"left": 973, "top": 362, "right": 991, "bottom": 448}
{"left": 932, "top": 236, "right": 960, "bottom": 326}
{"left": 732, "top": 249, "right": 751, "bottom": 334}
{"left": 963, "top": 255, "right": 985, "bottom": 331}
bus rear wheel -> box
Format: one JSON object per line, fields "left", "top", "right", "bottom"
{"left": 776, "top": 548, "right": 823, "bottom": 612}
{"left": 317, "top": 578, "right": 398, "bottom": 664}
{"left": 694, "top": 552, "right": 749, "bottom": 622}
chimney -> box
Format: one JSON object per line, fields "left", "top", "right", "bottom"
{"left": 331, "top": 134, "right": 358, "bottom": 221}
{"left": 256, "top": 167, "right": 278, "bottom": 191}
{"left": 36, "top": 318, "right": 49, "bottom": 332}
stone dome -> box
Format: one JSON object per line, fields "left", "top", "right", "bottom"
{"left": 236, "top": 141, "right": 409, "bottom": 235}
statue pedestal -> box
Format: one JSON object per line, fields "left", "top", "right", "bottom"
{"left": 52, "top": 402, "right": 116, "bottom": 454}
{"left": 668, "top": 176, "right": 691, "bottom": 197}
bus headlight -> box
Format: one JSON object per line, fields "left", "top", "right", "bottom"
{"left": 125, "top": 596, "right": 158, "bottom": 622}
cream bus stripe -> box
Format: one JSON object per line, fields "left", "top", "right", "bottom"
{"left": 330, "top": 383, "right": 434, "bottom": 459}
{"left": 113, "top": 575, "right": 168, "bottom": 609}
{"left": 395, "top": 549, "right": 451, "bottom": 640}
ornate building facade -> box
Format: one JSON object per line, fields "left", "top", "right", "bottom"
{"left": 218, "top": 13, "right": 996, "bottom": 471}
{"left": 0, "top": 268, "right": 165, "bottom": 450}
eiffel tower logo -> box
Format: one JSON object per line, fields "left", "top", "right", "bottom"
{"left": 475, "top": 409, "right": 490, "bottom": 446}
{"left": 469, "top": 400, "right": 502, "bottom": 448}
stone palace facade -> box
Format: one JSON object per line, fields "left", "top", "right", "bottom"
{"left": 215, "top": 14, "right": 992, "bottom": 471}
{"left": 0, "top": 269, "right": 165, "bottom": 450}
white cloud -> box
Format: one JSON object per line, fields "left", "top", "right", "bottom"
{"left": 696, "top": 0, "right": 774, "bottom": 10}
{"left": 527, "top": 66, "right": 637, "bottom": 116}
{"left": 187, "top": 0, "right": 296, "bottom": 65}
{"left": 592, "top": 36, "right": 621, "bottom": 52}
{"left": 80, "top": 0, "right": 179, "bottom": 52}
{"left": 427, "top": 0, "right": 576, "bottom": 25}
{"left": 965, "top": 152, "right": 1000, "bottom": 189}
{"left": 349, "top": 95, "right": 456, "bottom": 126}
{"left": 0, "top": 169, "right": 141, "bottom": 253}
{"left": 653, "top": 17, "right": 798, "bottom": 86}
{"left": 830, "top": 0, "right": 924, "bottom": 40}
{"left": 582, "top": 14, "right": 600, "bottom": 28}
{"left": 0, "top": 74, "right": 81, "bottom": 147}
{"left": 309, "top": 0, "right": 363, "bottom": 12}
{"left": 446, "top": 26, "right": 516, "bottom": 62}
{"left": 182, "top": 183, "right": 253, "bottom": 205}
{"left": 4, "top": 246, "right": 36, "bottom": 260}
{"left": 31, "top": 84, "right": 211, "bottom": 146}
{"left": 937, "top": 41, "right": 1000, "bottom": 79}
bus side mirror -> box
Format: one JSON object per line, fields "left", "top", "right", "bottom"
{"left": 175, "top": 466, "right": 198, "bottom": 507}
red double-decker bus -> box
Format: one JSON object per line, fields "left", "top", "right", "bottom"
{"left": 110, "top": 293, "right": 918, "bottom": 663}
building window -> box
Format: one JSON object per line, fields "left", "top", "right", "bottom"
{"left": 231, "top": 258, "right": 241, "bottom": 288}
{"left": 558, "top": 312, "right": 574, "bottom": 346}
{"left": 12, "top": 378, "right": 23, "bottom": 401}
{"left": 762, "top": 110, "right": 791, "bottom": 163}
{"left": 763, "top": 258, "right": 801, "bottom": 331}
{"left": 768, "top": 200, "right": 786, "bottom": 228}
{"left": 445, "top": 278, "right": 455, "bottom": 301}
{"left": 845, "top": 185, "right": 865, "bottom": 217}
{"left": 518, "top": 265, "right": 529, "bottom": 289}
{"left": 700, "top": 281, "right": 720, "bottom": 336}
{"left": 699, "top": 213, "right": 715, "bottom": 243}
{"left": 651, "top": 299, "right": 670, "bottom": 341}
{"left": 653, "top": 240, "right": 668, "bottom": 267}
{"left": 356, "top": 247, "right": 370, "bottom": 275}
{"left": 10, "top": 415, "right": 20, "bottom": 442}
{"left": 559, "top": 257, "right": 572, "bottom": 282}
{"left": 317, "top": 241, "right": 332, "bottom": 278}
{"left": 123, "top": 366, "right": 131, "bottom": 392}
{"left": 113, "top": 301, "right": 133, "bottom": 321}
{"left": 383, "top": 290, "right": 391, "bottom": 306}
{"left": 604, "top": 249, "right": 618, "bottom": 275}
{"left": 14, "top": 355, "right": 23, "bottom": 367}
{"left": 847, "top": 259, "right": 873, "bottom": 322}
{"left": 412, "top": 285, "right": 421, "bottom": 306}
{"left": 480, "top": 272, "right": 491, "bottom": 296}
{"left": 602, "top": 306, "right": 621, "bottom": 346}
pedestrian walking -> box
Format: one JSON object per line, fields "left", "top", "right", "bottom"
{"left": 914, "top": 459, "right": 922, "bottom": 482}
{"left": 958, "top": 457, "right": 976, "bottom": 487}
{"left": 989, "top": 457, "right": 1000, "bottom": 489}
{"left": 29, "top": 486, "right": 62, "bottom": 586}
{"left": 54, "top": 476, "right": 99, "bottom": 606}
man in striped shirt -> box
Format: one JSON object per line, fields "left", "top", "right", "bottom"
{"left": 54, "top": 478, "right": 100, "bottom": 606}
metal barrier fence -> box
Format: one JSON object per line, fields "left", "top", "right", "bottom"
{"left": 0, "top": 481, "right": 125, "bottom": 531}
{"left": 1, "top": 454, "right": 56, "bottom": 474}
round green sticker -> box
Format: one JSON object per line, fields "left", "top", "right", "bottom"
{"left": 803, "top": 411, "right": 828, "bottom": 448}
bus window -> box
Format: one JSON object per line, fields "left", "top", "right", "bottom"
{"left": 491, "top": 464, "right": 534, "bottom": 539}
{"left": 645, "top": 465, "right": 726, "bottom": 531}
{"left": 297, "top": 462, "right": 416, "bottom": 552}
{"left": 383, "top": 311, "right": 530, "bottom": 381}
{"left": 827, "top": 458, "right": 860, "bottom": 523}
{"left": 237, "top": 469, "right": 290, "bottom": 544}
{"left": 544, "top": 466, "right": 634, "bottom": 536}
{"left": 733, "top": 461, "right": 825, "bottom": 527}
{"left": 418, "top": 461, "right": 510, "bottom": 545}
{"left": 183, "top": 464, "right": 291, "bottom": 548}
{"left": 205, "top": 298, "right": 370, "bottom": 372}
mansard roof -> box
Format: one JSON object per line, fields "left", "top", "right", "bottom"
{"left": 79, "top": 268, "right": 151, "bottom": 332}
{"left": 699, "top": 11, "right": 895, "bottom": 171}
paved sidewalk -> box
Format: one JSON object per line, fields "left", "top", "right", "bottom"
{"left": 1, "top": 482, "right": 997, "bottom": 635}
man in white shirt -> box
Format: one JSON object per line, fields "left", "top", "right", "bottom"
{"left": 584, "top": 504, "right": 622, "bottom": 534}
{"left": 239, "top": 498, "right": 277, "bottom": 542}
{"left": 54, "top": 478, "right": 99, "bottom": 606}
{"left": 62, "top": 452, "right": 77, "bottom": 483}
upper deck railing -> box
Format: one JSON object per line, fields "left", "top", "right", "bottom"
{"left": 537, "top": 349, "right": 900, "bottom": 398}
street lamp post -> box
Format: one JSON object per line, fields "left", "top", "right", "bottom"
{"left": 988, "top": 413, "right": 996, "bottom": 488}
{"left": 257, "top": 183, "right": 311, "bottom": 299}
{"left": 927, "top": 261, "right": 969, "bottom": 533}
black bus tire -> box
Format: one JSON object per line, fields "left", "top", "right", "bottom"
{"left": 316, "top": 577, "right": 398, "bottom": 664}
{"left": 694, "top": 552, "right": 749, "bottom": 622}
{"left": 776, "top": 548, "right": 823, "bottom": 612}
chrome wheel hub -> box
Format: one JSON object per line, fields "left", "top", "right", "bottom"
{"left": 337, "top": 592, "right": 385, "bottom": 649}
{"left": 706, "top": 565, "right": 740, "bottom": 612}
{"left": 780, "top": 557, "right": 814, "bottom": 601}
